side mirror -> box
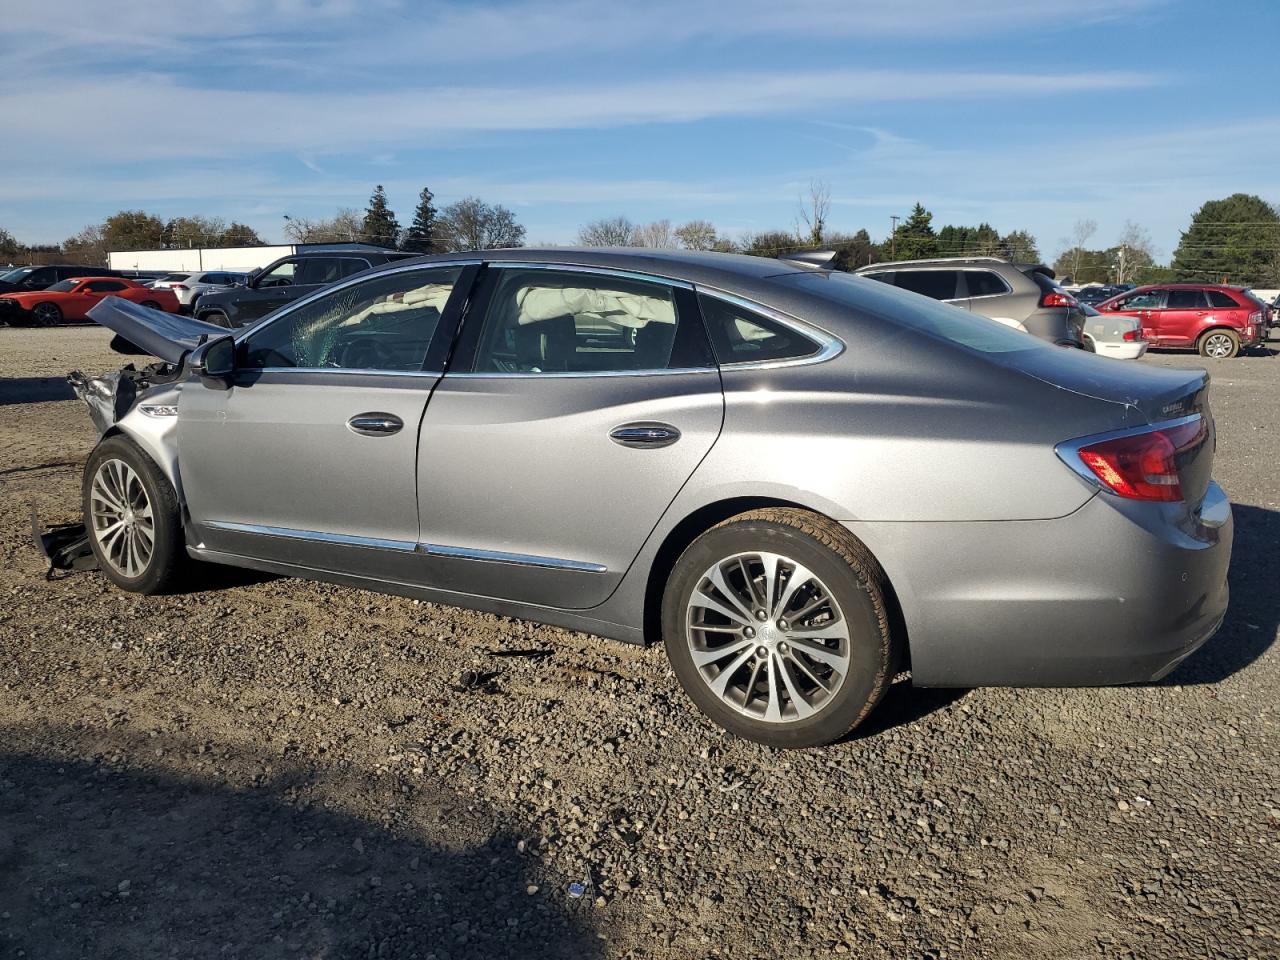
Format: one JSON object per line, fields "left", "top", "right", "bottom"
{"left": 189, "top": 336, "right": 235, "bottom": 389}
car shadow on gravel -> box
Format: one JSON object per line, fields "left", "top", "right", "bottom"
{"left": 0, "top": 377, "right": 75, "bottom": 405}
{"left": 842, "top": 680, "right": 967, "bottom": 742}
{"left": 0, "top": 740, "right": 601, "bottom": 960}
{"left": 1159, "top": 503, "right": 1279, "bottom": 685}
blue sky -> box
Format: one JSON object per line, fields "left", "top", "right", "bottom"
{"left": 1, "top": 0, "right": 1278, "bottom": 260}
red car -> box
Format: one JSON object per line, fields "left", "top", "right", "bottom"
{"left": 1097, "top": 284, "right": 1268, "bottom": 358}
{"left": 0, "top": 277, "right": 180, "bottom": 327}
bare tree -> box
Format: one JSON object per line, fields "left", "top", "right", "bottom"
{"left": 283, "top": 209, "right": 364, "bottom": 243}
{"left": 1060, "top": 218, "right": 1097, "bottom": 282}
{"left": 632, "top": 219, "right": 675, "bottom": 249}
{"left": 61, "top": 224, "right": 109, "bottom": 265}
{"left": 578, "top": 215, "right": 636, "bottom": 247}
{"left": 438, "top": 197, "right": 526, "bottom": 252}
{"left": 1114, "top": 220, "right": 1156, "bottom": 284}
{"left": 674, "top": 220, "right": 719, "bottom": 251}
{"left": 796, "top": 179, "right": 831, "bottom": 246}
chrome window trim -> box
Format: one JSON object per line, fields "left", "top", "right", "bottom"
{"left": 421, "top": 542, "right": 607, "bottom": 573}
{"left": 447, "top": 367, "right": 716, "bottom": 380}
{"left": 232, "top": 259, "right": 482, "bottom": 346}
{"left": 694, "top": 286, "right": 845, "bottom": 370}
{"left": 487, "top": 261, "right": 695, "bottom": 290}
{"left": 1054, "top": 413, "right": 1204, "bottom": 488}
{"left": 206, "top": 520, "right": 418, "bottom": 553}
{"left": 250, "top": 367, "right": 444, "bottom": 378}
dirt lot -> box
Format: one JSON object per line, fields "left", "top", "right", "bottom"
{"left": 1, "top": 326, "right": 1277, "bottom": 960}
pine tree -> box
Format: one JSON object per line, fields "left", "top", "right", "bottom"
{"left": 401, "top": 187, "right": 439, "bottom": 253}
{"left": 362, "top": 185, "right": 401, "bottom": 249}
{"left": 890, "top": 203, "right": 938, "bottom": 261}
{"left": 1172, "top": 194, "right": 1280, "bottom": 285}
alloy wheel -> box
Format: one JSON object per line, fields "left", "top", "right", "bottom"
{"left": 89, "top": 458, "right": 155, "bottom": 578}
{"left": 1203, "top": 333, "right": 1234, "bottom": 358}
{"left": 685, "top": 551, "right": 850, "bottom": 723}
{"left": 32, "top": 303, "right": 60, "bottom": 326}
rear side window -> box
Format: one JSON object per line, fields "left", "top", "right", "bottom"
{"left": 1207, "top": 290, "right": 1241, "bottom": 308}
{"left": 893, "top": 270, "right": 960, "bottom": 301}
{"left": 1167, "top": 289, "right": 1208, "bottom": 309}
{"left": 861, "top": 271, "right": 895, "bottom": 285}
{"left": 698, "top": 293, "right": 822, "bottom": 365}
{"left": 965, "top": 271, "right": 1010, "bottom": 298}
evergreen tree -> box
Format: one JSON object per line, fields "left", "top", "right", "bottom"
{"left": 999, "top": 229, "right": 1041, "bottom": 264}
{"left": 401, "top": 187, "right": 439, "bottom": 253}
{"left": 362, "top": 185, "right": 401, "bottom": 249}
{"left": 1172, "top": 193, "right": 1280, "bottom": 285}
{"left": 890, "top": 203, "right": 938, "bottom": 261}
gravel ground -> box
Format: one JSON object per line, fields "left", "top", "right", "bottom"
{"left": 1, "top": 326, "right": 1277, "bottom": 960}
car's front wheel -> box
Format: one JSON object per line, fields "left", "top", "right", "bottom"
{"left": 83, "top": 436, "right": 187, "bottom": 594}
{"left": 662, "top": 509, "right": 898, "bottom": 748}
{"left": 200, "top": 309, "right": 231, "bottom": 328}
{"left": 32, "top": 302, "right": 62, "bottom": 326}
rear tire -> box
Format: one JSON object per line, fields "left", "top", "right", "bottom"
{"left": 32, "top": 302, "right": 62, "bottom": 326}
{"left": 1198, "top": 329, "right": 1239, "bottom": 359}
{"left": 140, "top": 300, "right": 161, "bottom": 310}
{"left": 83, "top": 435, "right": 187, "bottom": 594}
{"left": 662, "top": 508, "right": 897, "bottom": 748}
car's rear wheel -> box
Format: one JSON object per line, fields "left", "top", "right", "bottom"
{"left": 140, "top": 300, "right": 161, "bottom": 310}
{"left": 83, "top": 435, "right": 187, "bottom": 594}
{"left": 662, "top": 509, "right": 897, "bottom": 748}
{"left": 1198, "top": 329, "right": 1239, "bottom": 359}
{"left": 1081, "top": 335, "right": 1097, "bottom": 353}
{"left": 32, "top": 302, "right": 62, "bottom": 326}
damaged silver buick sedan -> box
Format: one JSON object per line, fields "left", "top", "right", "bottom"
{"left": 68, "top": 248, "right": 1232, "bottom": 748}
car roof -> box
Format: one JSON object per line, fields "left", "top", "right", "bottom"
{"left": 391, "top": 247, "right": 812, "bottom": 288}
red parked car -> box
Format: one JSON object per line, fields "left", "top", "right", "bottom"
{"left": 0, "top": 277, "right": 180, "bottom": 327}
{"left": 1097, "top": 284, "right": 1269, "bottom": 358}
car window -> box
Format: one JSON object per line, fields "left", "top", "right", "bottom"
{"left": 1166, "top": 289, "right": 1207, "bottom": 309}
{"left": 471, "top": 269, "right": 682, "bottom": 374}
{"left": 256, "top": 260, "right": 297, "bottom": 287}
{"left": 860, "top": 271, "right": 894, "bottom": 285}
{"left": 1206, "top": 290, "right": 1238, "bottom": 308}
{"left": 46, "top": 280, "right": 78, "bottom": 292}
{"left": 699, "top": 293, "right": 821, "bottom": 365}
{"left": 965, "top": 271, "right": 1009, "bottom": 298}
{"left": 239, "top": 266, "right": 462, "bottom": 371}
{"left": 161, "top": 273, "right": 191, "bottom": 282}
{"left": 0, "top": 267, "right": 34, "bottom": 283}
{"left": 28, "top": 268, "right": 56, "bottom": 284}
{"left": 296, "top": 258, "right": 370, "bottom": 286}
{"left": 1117, "top": 290, "right": 1165, "bottom": 310}
{"left": 86, "top": 280, "right": 127, "bottom": 292}
{"left": 893, "top": 270, "right": 960, "bottom": 301}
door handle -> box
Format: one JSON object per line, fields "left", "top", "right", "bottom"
{"left": 609, "top": 422, "right": 681, "bottom": 448}
{"left": 347, "top": 412, "right": 404, "bottom": 436}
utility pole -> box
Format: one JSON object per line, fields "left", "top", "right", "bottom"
{"left": 890, "top": 214, "right": 900, "bottom": 260}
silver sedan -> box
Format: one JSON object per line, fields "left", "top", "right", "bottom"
{"left": 78, "top": 249, "right": 1232, "bottom": 748}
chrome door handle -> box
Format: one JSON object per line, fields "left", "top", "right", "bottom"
{"left": 347, "top": 412, "right": 404, "bottom": 436}
{"left": 609, "top": 422, "right": 681, "bottom": 448}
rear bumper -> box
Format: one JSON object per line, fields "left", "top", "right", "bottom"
{"left": 1093, "top": 339, "right": 1148, "bottom": 360}
{"left": 845, "top": 482, "right": 1233, "bottom": 687}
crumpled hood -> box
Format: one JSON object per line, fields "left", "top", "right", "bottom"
{"left": 88, "top": 296, "right": 229, "bottom": 364}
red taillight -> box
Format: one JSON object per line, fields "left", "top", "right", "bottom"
{"left": 1122, "top": 329, "right": 1141, "bottom": 341}
{"left": 1040, "top": 291, "right": 1077, "bottom": 308}
{"left": 1249, "top": 310, "right": 1262, "bottom": 323}
{"left": 1065, "top": 418, "right": 1206, "bottom": 502}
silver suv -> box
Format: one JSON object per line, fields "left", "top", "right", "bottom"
{"left": 855, "top": 257, "right": 1085, "bottom": 346}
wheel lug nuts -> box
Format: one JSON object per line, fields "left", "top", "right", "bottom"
{"left": 744, "top": 627, "right": 755, "bottom": 638}
{"left": 778, "top": 619, "right": 788, "bottom": 630}
{"left": 755, "top": 646, "right": 768, "bottom": 658}
{"left": 755, "top": 610, "right": 767, "bottom": 621}
{"left": 778, "top": 642, "right": 789, "bottom": 654}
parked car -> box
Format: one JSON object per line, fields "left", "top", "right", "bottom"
{"left": 1098, "top": 284, "right": 1267, "bottom": 358}
{"left": 152, "top": 271, "right": 249, "bottom": 314}
{"left": 0, "top": 264, "right": 121, "bottom": 295}
{"left": 0, "top": 277, "right": 179, "bottom": 326}
{"left": 1076, "top": 285, "right": 1119, "bottom": 306}
{"left": 194, "top": 251, "right": 411, "bottom": 328}
{"left": 854, "top": 257, "right": 1085, "bottom": 347}
{"left": 71, "top": 249, "right": 1232, "bottom": 748}
{"left": 1080, "top": 304, "right": 1146, "bottom": 359}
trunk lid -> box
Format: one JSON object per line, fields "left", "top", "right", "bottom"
{"left": 87, "top": 296, "right": 228, "bottom": 365}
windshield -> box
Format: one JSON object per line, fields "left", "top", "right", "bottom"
{"left": 46, "top": 280, "right": 78, "bottom": 292}
{"left": 786, "top": 271, "right": 1051, "bottom": 354}
{"left": 1, "top": 267, "right": 34, "bottom": 282}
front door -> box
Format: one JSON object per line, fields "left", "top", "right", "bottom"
{"left": 1108, "top": 288, "right": 1167, "bottom": 343}
{"left": 416, "top": 265, "right": 724, "bottom": 609}
{"left": 179, "top": 263, "right": 475, "bottom": 580}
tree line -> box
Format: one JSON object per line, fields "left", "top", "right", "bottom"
{"left": 4, "top": 185, "right": 1278, "bottom": 286}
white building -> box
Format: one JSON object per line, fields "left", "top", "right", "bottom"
{"left": 108, "top": 242, "right": 396, "bottom": 274}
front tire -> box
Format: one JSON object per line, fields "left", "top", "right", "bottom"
{"left": 201, "top": 309, "right": 231, "bottom": 328}
{"left": 140, "top": 300, "right": 161, "bottom": 310}
{"left": 662, "top": 509, "right": 897, "bottom": 748}
{"left": 1198, "top": 329, "right": 1240, "bottom": 359}
{"left": 32, "top": 302, "right": 62, "bottom": 326}
{"left": 83, "top": 436, "right": 187, "bottom": 594}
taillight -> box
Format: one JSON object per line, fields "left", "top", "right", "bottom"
{"left": 1059, "top": 418, "right": 1206, "bottom": 502}
{"left": 1122, "top": 329, "right": 1141, "bottom": 341}
{"left": 1249, "top": 310, "right": 1262, "bottom": 324}
{"left": 1041, "top": 291, "right": 1077, "bottom": 308}
{"left": 173, "top": 284, "right": 189, "bottom": 291}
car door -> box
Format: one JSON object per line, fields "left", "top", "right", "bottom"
{"left": 414, "top": 264, "right": 725, "bottom": 609}
{"left": 1108, "top": 289, "right": 1167, "bottom": 342}
{"left": 238, "top": 258, "right": 305, "bottom": 321}
{"left": 1160, "top": 289, "right": 1210, "bottom": 345}
{"left": 76, "top": 279, "right": 131, "bottom": 319}
{"left": 178, "top": 262, "right": 478, "bottom": 580}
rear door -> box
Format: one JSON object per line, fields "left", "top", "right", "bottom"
{"left": 1160, "top": 289, "right": 1210, "bottom": 345}
{"left": 179, "top": 263, "right": 476, "bottom": 580}
{"left": 414, "top": 264, "right": 724, "bottom": 609}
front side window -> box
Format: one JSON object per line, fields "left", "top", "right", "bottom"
{"left": 256, "top": 260, "right": 297, "bottom": 287}
{"left": 239, "top": 266, "right": 462, "bottom": 371}
{"left": 1118, "top": 290, "right": 1165, "bottom": 310}
{"left": 1166, "top": 289, "right": 1207, "bottom": 309}
{"left": 86, "top": 280, "right": 127, "bottom": 292}
{"left": 893, "top": 270, "right": 960, "bottom": 301}
{"left": 471, "top": 269, "right": 681, "bottom": 374}
{"left": 698, "top": 293, "right": 821, "bottom": 365}
{"left": 46, "top": 280, "right": 77, "bottom": 292}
